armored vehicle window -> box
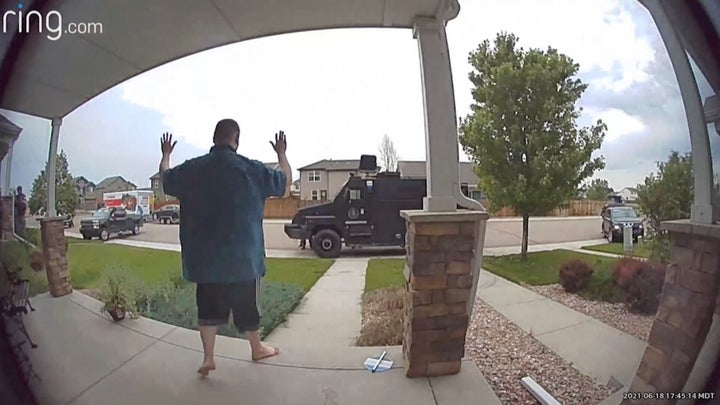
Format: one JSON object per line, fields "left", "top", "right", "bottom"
{"left": 349, "top": 189, "right": 362, "bottom": 200}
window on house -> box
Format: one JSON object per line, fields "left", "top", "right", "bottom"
{"left": 153, "top": 179, "right": 159, "bottom": 189}
{"left": 308, "top": 171, "right": 321, "bottom": 182}
{"left": 311, "top": 190, "right": 319, "bottom": 200}
{"left": 320, "top": 190, "right": 327, "bottom": 201}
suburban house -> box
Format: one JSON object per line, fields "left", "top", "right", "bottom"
{"left": 396, "top": 160, "right": 485, "bottom": 201}
{"left": 614, "top": 187, "right": 639, "bottom": 203}
{"left": 91, "top": 176, "right": 137, "bottom": 208}
{"left": 298, "top": 159, "right": 379, "bottom": 201}
{"left": 74, "top": 176, "right": 98, "bottom": 210}
{"left": 74, "top": 176, "right": 96, "bottom": 197}
{"left": 149, "top": 171, "right": 175, "bottom": 201}
{"left": 290, "top": 179, "right": 300, "bottom": 198}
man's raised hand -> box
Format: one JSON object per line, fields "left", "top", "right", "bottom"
{"left": 161, "top": 132, "right": 177, "bottom": 156}
{"left": 270, "top": 131, "right": 287, "bottom": 155}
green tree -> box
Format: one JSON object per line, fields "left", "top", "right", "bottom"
{"left": 585, "top": 178, "right": 614, "bottom": 201}
{"left": 636, "top": 151, "right": 693, "bottom": 262}
{"left": 28, "top": 150, "right": 79, "bottom": 215}
{"left": 459, "top": 32, "right": 606, "bottom": 260}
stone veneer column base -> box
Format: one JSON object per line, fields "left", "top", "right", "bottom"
{"left": 40, "top": 217, "right": 72, "bottom": 297}
{"left": 400, "top": 209, "right": 489, "bottom": 378}
{"left": 1, "top": 196, "right": 13, "bottom": 240}
{"left": 623, "top": 220, "right": 720, "bottom": 405}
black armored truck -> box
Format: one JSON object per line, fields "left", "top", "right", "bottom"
{"left": 284, "top": 155, "right": 471, "bottom": 258}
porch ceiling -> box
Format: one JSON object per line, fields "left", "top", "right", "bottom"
{"left": 1, "top": 0, "right": 455, "bottom": 120}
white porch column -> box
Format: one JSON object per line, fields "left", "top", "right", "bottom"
{"left": 0, "top": 114, "right": 22, "bottom": 195}
{"left": 413, "top": 16, "right": 483, "bottom": 213}
{"left": 643, "top": 0, "right": 714, "bottom": 224}
{"left": 3, "top": 143, "right": 14, "bottom": 193}
{"left": 46, "top": 117, "right": 62, "bottom": 217}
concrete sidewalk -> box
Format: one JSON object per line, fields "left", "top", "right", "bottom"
{"left": 476, "top": 271, "right": 647, "bottom": 392}
{"left": 20, "top": 292, "right": 501, "bottom": 405}
{"left": 266, "top": 258, "right": 368, "bottom": 347}
{"left": 483, "top": 239, "right": 606, "bottom": 256}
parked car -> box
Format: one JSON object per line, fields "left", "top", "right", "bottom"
{"left": 79, "top": 207, "right": 142, "bottom": 241}
{"left": 154, "top": 204, "right": 180, "bottom": 224}
{"left": 601, "top": 204, "right": 644, "bottom": 243}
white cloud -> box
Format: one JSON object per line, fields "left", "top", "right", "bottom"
{"left": 119, "top": 0, "right": 659, "bottom": 183}
{"left": 584, "top": 107, "right": 647, "bottom": 141}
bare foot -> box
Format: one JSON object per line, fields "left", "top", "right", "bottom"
{"left": 197, "top": 360, "right": 216, "bottom": 377}
{"left": 252, "top": 344, "right": 280, "bottom": 361}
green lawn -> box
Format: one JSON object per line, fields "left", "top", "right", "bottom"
{"left": 481, "top": 249, "right": 617, "bottom": 286}
{"left": 365, "top": 258, "right": 405, "bottom": 292}
{"left": 67, "top": 241, "right": 332, "bottom": 292}
{"left": 581, "top": 242, "right": 651, "bottom": 258}
{"left": 4, "top": 237, "right": 332, "bottom": 296}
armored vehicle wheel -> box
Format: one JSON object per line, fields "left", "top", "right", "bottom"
{"left": 100, "top": 229, "right": 110, "bottom": 241}
{"left": 312, "top": 229, "right": 341, "bottom": 258}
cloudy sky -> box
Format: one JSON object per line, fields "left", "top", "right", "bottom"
{"left": 3, "top": 0, "right": 718, "bottom": 195}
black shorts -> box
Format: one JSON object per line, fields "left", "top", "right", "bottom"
{"left": 195, "top": 279, "right": 262, "bottom": 332}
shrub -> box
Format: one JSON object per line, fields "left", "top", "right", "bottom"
{"left": 558, "top": 260, "right": 594, "bottom": 293}
{"left": 625, "top": 262, "right": 666, "bottom": 315}
{"left": 138, "top": 280, "right": 305, "bottom": 339}
{"left": 23, "top": 228, "right": 42, "bottom": 247}
{"left": 29, "top": 249, "right": 44, "bottom": 272}
{"left": 647, "top": 233, "right": 670, "bottom": 264}
{"left": 578, "top": 262, "right": 626, "bottom": 303}
{"left": 356, "top": 287, "right": 407, "bottom": 346}
{"left": 613, "top": 257, "right": 646, "bottom": 290}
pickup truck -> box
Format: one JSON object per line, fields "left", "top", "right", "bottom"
{"left": 154, "top": 204, "right": 180, "bottom": 224}
{"left": 79, "top": 207, "right": 142, "bottom": 241}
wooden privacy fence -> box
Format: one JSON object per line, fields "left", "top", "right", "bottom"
{"left": 147, "top": 198, "right": 606, "bottom": 219}
{"left": 479, "top": 199, "right": 606, "bottom": 217}
{"left": 264, "top": 198, "right": 323, "bottom": 219}
{"left": 263, "top": 198, "right": 607, "bottom": 219}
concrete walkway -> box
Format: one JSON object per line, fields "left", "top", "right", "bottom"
{"left": 476, "top": 270, "right": 647, "bottom": 392}
{"left": 266, "top": 258, "right": 368, "bottom": 347}
{"left": 483, "top": 239, "right": 606, "bottom": 256}
{"left": 19, "top": 292, "right": 501, "bottom": 405}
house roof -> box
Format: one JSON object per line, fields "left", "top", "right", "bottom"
{"left": 96, "top": 176, "right": 136, "bottom": 189}
{"left": 150, "top": 172, "right": 160, "bottom": 180}
{"left": 1, "top": 0, "right": 458, "bottom": 120}
{"left": 299, "top": 159, "right": 374, "bottom": 171}
{"left": 73, "top": 176, "right": 95, "bottom": 186}
{"left": 397, "top": 160, "right": 478, "bottom": 185}
{"left": 0, "top": 114, "right": 21, "bottom": 135}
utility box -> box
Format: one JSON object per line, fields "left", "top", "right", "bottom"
{"left": 623, "top": 224, "right": 633, "bottom": 253}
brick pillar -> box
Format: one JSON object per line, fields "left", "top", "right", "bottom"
{"left": 401, "top": 210, "right": 489, "bottom": 378}
{"left": 1, "top": 196, "right": 13, "bottom": 240}
{"left": 623, "top": 220, "right": 720, "bottom": 405}
{"left": 40, "top": 217, "right": 72, "bottom": 297}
